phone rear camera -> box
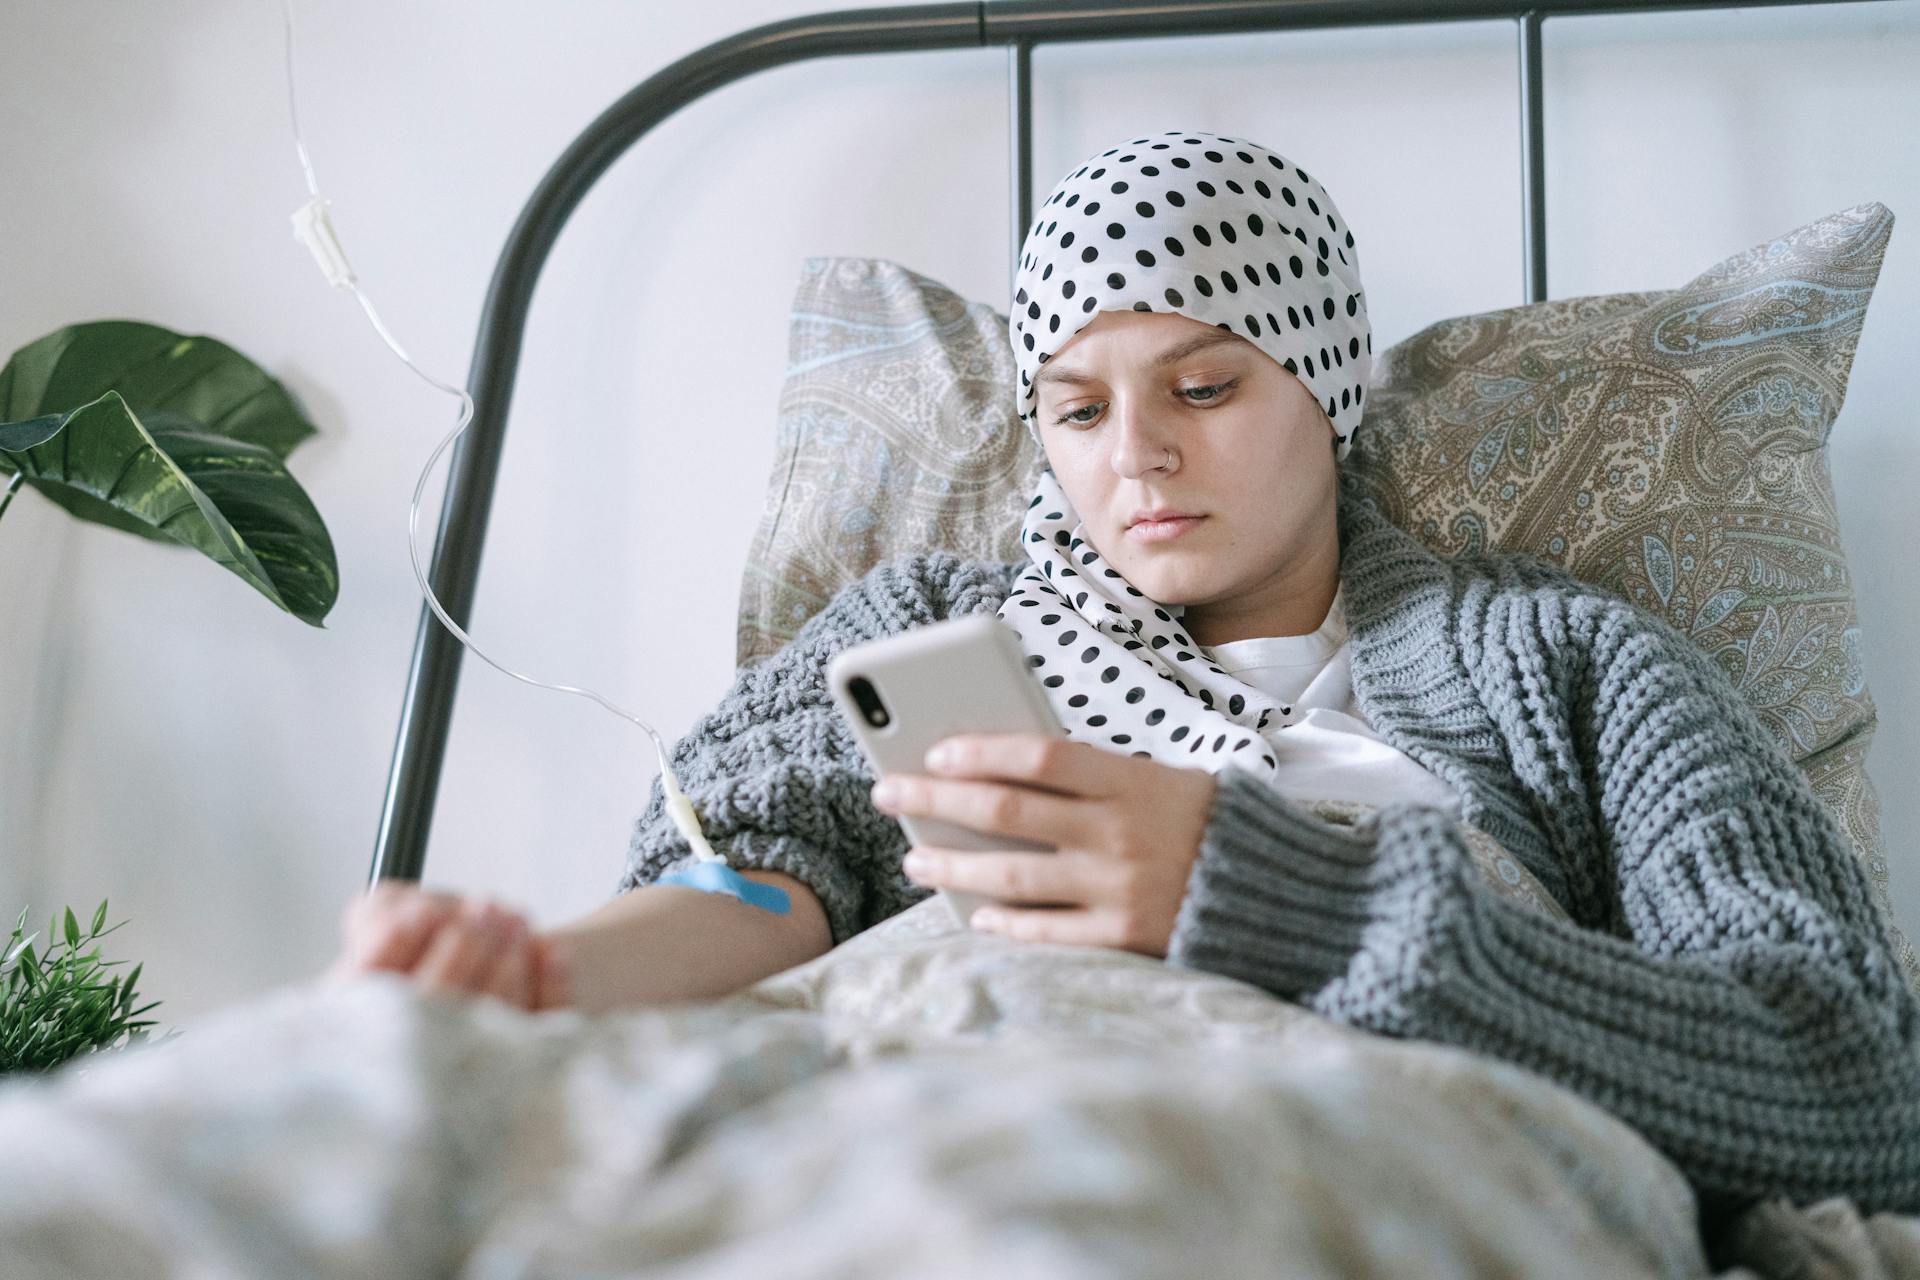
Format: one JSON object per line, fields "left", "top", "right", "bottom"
{"left": 847, "top": 676, "right": 890, "bottom": 728}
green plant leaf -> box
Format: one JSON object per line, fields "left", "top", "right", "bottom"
{"left": 0, "top": 319, "right": 337, "bottom": 624}
{"left": 90, "top": 900, "right": 107, "bottom": 935}
{"left": 0, "top": 414, "right": 64, "bottom": 452}
{"left": 0, "top": 320, "right": 314, "bottom": 464}
{"left": 1, "top": 902, "right": 165, "bottom": 1076}
{"left": 0, "top": 391, "right": 337, "bottom": 624}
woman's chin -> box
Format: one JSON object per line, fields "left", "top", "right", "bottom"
{"left": 1124, "top": 564, "right": 1230, "bottom": 611}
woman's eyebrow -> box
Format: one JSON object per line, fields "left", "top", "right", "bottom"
{"left": 1035, "top": 331, "right": 1248, "bottom": 388}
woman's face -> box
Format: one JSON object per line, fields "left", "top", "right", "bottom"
{"left": 1033, "top": 308, "right": 1340, "bottom": 637}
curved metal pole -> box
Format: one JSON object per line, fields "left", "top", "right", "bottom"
{"left": 370, "top": 3, "right": 983, "bottom": 885}
{"left": 978, "top": 0, "right": 1882, "bottom": 40}
{"left": 1008, "top": 38, "right": 1034, "bottom": 297}
{"left": 374, "top": 0, "right": 1895, "bottom": 886}
{"left": 1518, "top": 10, "right": 1548, "bottom": 303}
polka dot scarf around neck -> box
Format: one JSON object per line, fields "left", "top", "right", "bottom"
{"left": 994, "top": 130, "right": 1372, "bottom": 779}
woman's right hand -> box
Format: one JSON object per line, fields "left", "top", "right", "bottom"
{"left": 325, "top": 882, "right": 573, "bottom": 1013}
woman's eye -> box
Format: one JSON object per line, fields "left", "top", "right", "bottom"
{"left": 1181, "top": 380, "right": 1237, "bottom": 403}
{"left": 1051, "top": 379, "right": 1237, "bottom": 427}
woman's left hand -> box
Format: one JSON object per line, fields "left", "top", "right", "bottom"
{"left": 870, "top": 734, "right": 1218, "bottom": 957}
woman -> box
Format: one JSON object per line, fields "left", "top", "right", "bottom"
{"left": 332, "top": 131, "right": 1920, "bottom": 1219}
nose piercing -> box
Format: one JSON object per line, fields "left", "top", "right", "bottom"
{"left": 1161, "top": 447, "right": 1175, "bottom": 471}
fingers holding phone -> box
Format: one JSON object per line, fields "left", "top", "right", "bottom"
{"left": 828, "top": 616, "right": 1067, "bottom": 929}
{"left": 875, "top": 733, "right": 1218, "bottom": 956}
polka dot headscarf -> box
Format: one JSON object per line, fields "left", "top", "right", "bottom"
{"left": 995, "top": 131, "right": 1371, "bottom": 779}
{"left": 1009, "top": 130, "right": 1371, "bottom": 454}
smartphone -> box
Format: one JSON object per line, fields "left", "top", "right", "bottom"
{"left": 827, "top": 614, "right": 1067, "bottom": 929}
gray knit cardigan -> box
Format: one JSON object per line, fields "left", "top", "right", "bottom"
{"left": 619, "top": 470, "right": 1920, "bottom": 1217}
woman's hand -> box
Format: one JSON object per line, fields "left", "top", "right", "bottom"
{"left": 870, "top": 734, "right": 1218, "bottom": 957}
{"left": 325, "top": 882, "right": 573, "bottom": 1013}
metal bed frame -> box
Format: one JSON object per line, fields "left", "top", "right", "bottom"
{"left": 368, "top": 0, "right": 1887, "bottom": 885}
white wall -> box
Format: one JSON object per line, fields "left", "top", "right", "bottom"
{"left": 2, "top": 0, "right": 1915, "bottom": 1034}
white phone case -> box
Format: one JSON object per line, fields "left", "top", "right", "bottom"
{"left": 827, "top": 615, "right": 1066, "bottom": 929}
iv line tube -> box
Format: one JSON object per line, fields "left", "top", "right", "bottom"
{"left": 279, "top": 0, "right": 720, "bottom": 864}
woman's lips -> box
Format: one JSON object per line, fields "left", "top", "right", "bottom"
{"left": 1128, "top": 515, "right": 1206, "bottom": 543}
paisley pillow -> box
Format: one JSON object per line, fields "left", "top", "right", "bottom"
{"left": 736, "top": 203, "right": 1912, "bottom": 986}
{"left": 1344, "top": 202, "right": 1894, "bottom": 949}
{"left": 735, "top": 256, "right": 1043, "bottom": 663}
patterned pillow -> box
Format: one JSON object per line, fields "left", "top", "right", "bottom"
{"left": 737, "top": 204, "right": 1913, "bottom": 986}
{"left": 1344, "top": 202, "right": 1899, "bottom": 973}
{"left": 735, "top": 257, "right": 1044, "bottom": 663}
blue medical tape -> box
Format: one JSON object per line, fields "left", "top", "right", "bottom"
{"left": 655, "top": 861, "right": 791, "bottom": 914}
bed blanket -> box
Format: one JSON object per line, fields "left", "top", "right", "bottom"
{"left": 1, "top": 893, "right": 1913, "bottom": 1279}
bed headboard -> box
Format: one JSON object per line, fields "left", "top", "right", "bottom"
{"left": 369, "top": 0, "right": 1907, "bottom": 886}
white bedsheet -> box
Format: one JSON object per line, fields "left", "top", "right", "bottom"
{"left": 0, "top": 888, "right": 1725, "bottom": 1280}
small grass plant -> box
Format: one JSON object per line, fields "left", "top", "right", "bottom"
{"left": 1, "top": 900, "right": 170, "bottom": 1077}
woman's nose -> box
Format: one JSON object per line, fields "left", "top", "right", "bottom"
{"left": 1108, "top": 407, "right": 1173, "bottom": 478}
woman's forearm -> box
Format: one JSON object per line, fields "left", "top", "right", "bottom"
{"left": 1171, "top": 762, "right": 1920, "bottom": 1214}
{"left": 545, "top": 870, "right": 832, "bottom": 1014}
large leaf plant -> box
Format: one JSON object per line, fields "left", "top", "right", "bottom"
{"left": 0, "top": 320, "right": 338, "bottom": 1075}
{"left": 0, "top": 319, "right": 338, "bottom": 624}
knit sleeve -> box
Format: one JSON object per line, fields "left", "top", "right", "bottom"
{"left": 1165, "top": 579, "right": 1920, "bottom": 1217}
{"left": 615, "top": 553, "right": 1019, "bottom": 948}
